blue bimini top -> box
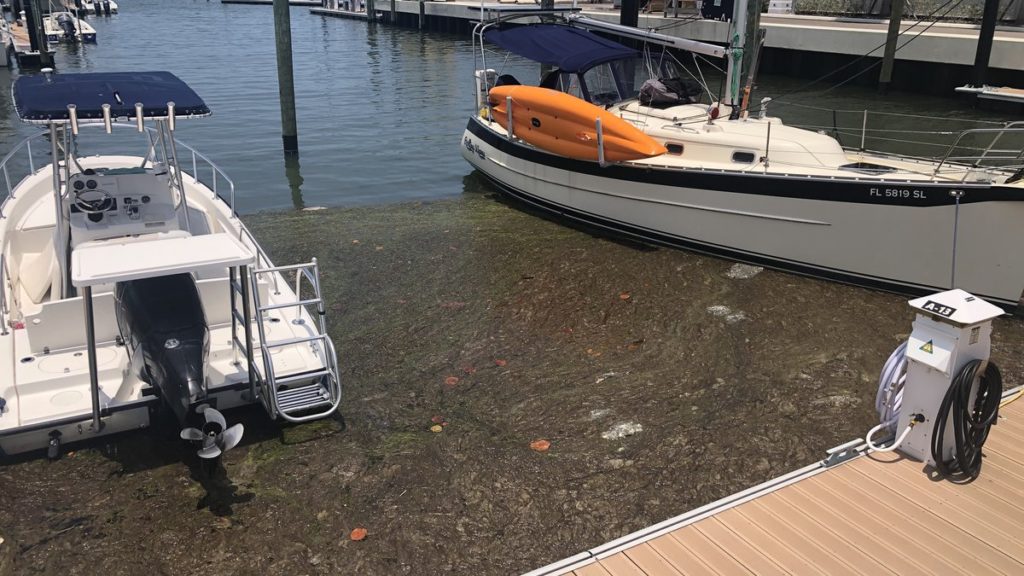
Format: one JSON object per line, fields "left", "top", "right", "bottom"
{"left": 13, "top": 71, "right": 210, "bottom": 124}
{"left": 483, "top": 24, "right": 637, "bottom": 74}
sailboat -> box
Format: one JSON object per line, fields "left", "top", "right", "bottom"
{"left": 459, "top": 5, "right": 1024, "bottom": 312}
{"left": 0, "top": 71, "right": 342, "bottom": 457}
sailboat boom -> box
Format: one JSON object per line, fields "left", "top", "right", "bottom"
{"left": 568, "top": 15, "right": 727, "bottom": 59}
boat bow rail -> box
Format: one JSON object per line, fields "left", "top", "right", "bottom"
{"left": 0, "top": 131, "right": 48, "bottom": 217}
{"left": 770, "top": 102, "right": 1024, "bottom": 182}
{"left": 934, "top": 123, "right": 1024, "bottom": 181}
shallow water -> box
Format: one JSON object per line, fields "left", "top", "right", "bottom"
{"left": 2, "top": 191, "right": 1023, "bottom": 574}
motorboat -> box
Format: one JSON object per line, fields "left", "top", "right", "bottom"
{"left": 44, "top": 11, "right": 96, "bottom": 43}
{"left": 460, "top": 6, "right": 1024, "bottom": 312}
{"left": 82, "top": 0, "right": 118, "bottom": 16}
{"left": 0, "top": 71, "right": 342, "bottom": 457}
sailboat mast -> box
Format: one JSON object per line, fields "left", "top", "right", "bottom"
{"left": 723, "top": 0, "right": 763, "bottom": 113}
{"left": 723, "top": 0, "right": 748, "bottom": 109}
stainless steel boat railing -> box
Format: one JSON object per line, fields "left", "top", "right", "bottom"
{"left": 0, "top": 131, "right": 50, "bottom": 218}
{"left": 0, "top": 253, "right": 9, "bottom": 336}
{"left": 933, "top": 123, "right": 1024, "bottom": 180}
{"left": 772, "top": 103, "right": 1024, "bottom": 180}
{"left": 178, "top": 140, "right": 237, "bottom": 215}
{"left": 0, "top": 126, "right": 240, "bottom": 215}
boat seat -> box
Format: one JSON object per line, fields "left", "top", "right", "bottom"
{"left": 18, "top": 236, "right": 56, "bottom": 305}
{"left": 23, "top": 291, "right": 119, "bottom": 354}
{"left": 178, "top": 205, "right": 212, "bottom": 236}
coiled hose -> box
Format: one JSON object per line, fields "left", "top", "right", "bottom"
{"left": 865, "top": 343, "right": 910, "bottom": 452}
{"left": 931, "top": 359, "right": 1002, "bottom": 482}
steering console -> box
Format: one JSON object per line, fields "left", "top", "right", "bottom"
{"left": 73, "top": 188, "right": 115, "bottom": 214}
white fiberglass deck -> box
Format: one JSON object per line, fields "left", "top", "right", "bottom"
{"left": 530, "top": 397, "right": 1024, "bottom": 576}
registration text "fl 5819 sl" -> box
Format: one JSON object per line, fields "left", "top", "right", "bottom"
{"left": 869, "top": 187, "right": 928, "bottom": 200}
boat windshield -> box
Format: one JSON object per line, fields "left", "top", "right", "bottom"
{"left": 543, "top": 56, "right": 695, "bottom": 107}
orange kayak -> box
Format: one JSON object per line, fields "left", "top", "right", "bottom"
{"left": 488, "top": 85, "right": 666, "bottom": 163}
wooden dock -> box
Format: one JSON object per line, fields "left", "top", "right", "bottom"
{"left": 5, "top": 21, "right": 53, "bottom": 69}
{"left": 528, "top": 393, "right": 1024, "bottom": 575}
{"left": 8, "top": 23, "right": 30, "bottom": 49}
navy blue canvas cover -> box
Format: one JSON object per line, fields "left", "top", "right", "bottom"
{"left": 14, "top": 71, "right": 210, "bottom": 123}
{"left": 483, "top": 25, "right": 637, "bottom": 73}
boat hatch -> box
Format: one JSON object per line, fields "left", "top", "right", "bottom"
{"left": 71, "top": 233, "right": 254, "bottom": 287}
{"left": 839, "top": 161, "right": 898, "bottom": 175}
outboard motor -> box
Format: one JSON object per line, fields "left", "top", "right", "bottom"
{"left": 56, "top": 13, "right": 76, "bottom": 40}
{"left": 102, "top": 0, "right": 110, "bottom": 16}
{"left": 116, "top": 273, "right": 209, "bottom": 423}
{"left": 115, "top": 273, "right": 243, "bottom": 459}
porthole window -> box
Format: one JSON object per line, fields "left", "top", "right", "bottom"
{"left": 666, "top": 144, "right": 684, "bottom": 155}
{"left": 732, "top": 151, "right": 756, "bottom": 163}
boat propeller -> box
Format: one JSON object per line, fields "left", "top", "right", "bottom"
{"left": 179, "top": 404, "right": 244, "bottom": 460}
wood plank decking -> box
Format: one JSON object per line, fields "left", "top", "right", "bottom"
{"left": 537, "top": 395, "right": 1024, "bottom": 576}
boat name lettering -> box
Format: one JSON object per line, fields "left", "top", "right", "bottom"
{"left": 868, "top": 187, "right": 928, "bottom": 200}
{"left": 464, "top": 136, "right": 486, "bottom": 160}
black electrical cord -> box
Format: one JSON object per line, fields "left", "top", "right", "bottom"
{"left": 931, "top": 359, "right": 1002, "bottom": 482}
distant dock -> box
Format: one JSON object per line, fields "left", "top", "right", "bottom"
{"left": 310, "top": 7, "right": 367, "bottom": 21}
{"left": 309, "top": 0, "right": 1024, "bottom": 95}
{"left": 4, "top": 22, "right": 55, "bottom": 69}
{"left": 222, "top": 0, "right": 322, "bottom": 6}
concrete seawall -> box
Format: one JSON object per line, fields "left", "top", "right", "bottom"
{"left": 312, "top": 1, "right": 1024, "bottom": 95}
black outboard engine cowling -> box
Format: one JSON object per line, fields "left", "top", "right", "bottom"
{"left": 56, "top": 13, "right": 77, "bottom": 39}
{"left": 115, "top": 273, "right": 209, "bottom": 424}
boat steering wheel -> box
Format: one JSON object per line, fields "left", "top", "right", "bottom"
{"left": 74, "top": 188, "right": 114, "bottom": 214}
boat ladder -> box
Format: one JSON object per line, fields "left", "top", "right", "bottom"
{"left": 229, "top": 259, "right": 341, "bottom": 422}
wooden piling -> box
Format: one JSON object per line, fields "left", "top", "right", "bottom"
{"left": 620, "top": 0, "right": 638, "bottom": 28}
{"left": 273, "top": 0, "right": 299, "bottom": 153}
{"left": 971, "top": 0, "right": 1000, "bottom": 87}
{"left": 878, "top": 0, "right": 904, "bottom": 94}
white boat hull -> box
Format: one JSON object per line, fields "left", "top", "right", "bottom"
{"left": 0, "top": 155, "right": 336, "bottom": 455}
{"left": 463, "top": 117, "right": 1024, "bottom": 310}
